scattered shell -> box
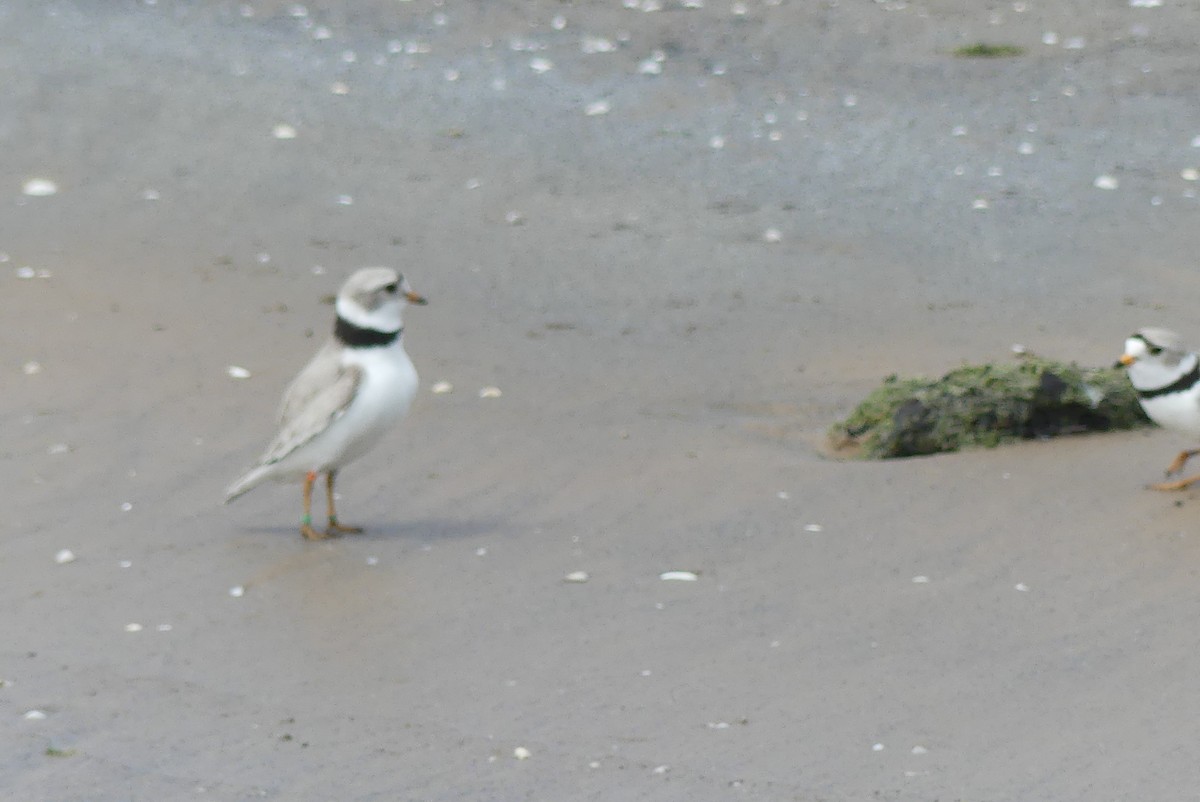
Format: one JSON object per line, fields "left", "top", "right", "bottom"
{"left": 1181, "top": 168, "right": 1200, "bottom": 181}
{"left": 366, "top": 556, "right": 379, "bottom": 566}
{"left": 872, "top": 743, "right": 885, "bottom": 752}
{"left": 777, "top": 491, "right": 790, "bottom": 500}
{"left": 1018, "top": 141, "right": 1035, "bottom": 155}
{"left": 124, "top": 623, "right": 143, "bottom": 633}
{"left": 431, "top": 381, "right": 453, "bottom": 394}
{"left": 763, "top": 228, "right": 782, "bottom": 243}
{"left": 330, "top": 81, "right": 350, "bottom": 95}
{"left": 54, "top": 549, "right": 76, "bottom": 565}
{"left": 709, "top": 135, "right": 726, "bottom": 149}
{"left": 581, "top": 37, "right": 615, "bottom": 54}
{"left": 444, "top": 68, "right": 460, "bottom": 81}
{"left": 120, "top": 502, "right": 133, "bottom": 512}
{"left": 585, "top": 100, "right": 611, "bottom": 116}
{"left": 987, "top": 166, "right": 1003, "bottom": 177}
{"left": 951, "top": 125, "right": 968, "bottom": 137}
{"left": 652, "top": 765, "right": 670, "bottom": 774}
{"left": 313, "top": 26, "right": 331, "bottom": 40}
{"left": 336, "top": 194, "right": 354, "bottom": 205}
{"left": 479, "top": 386, "right": 503, "bottom": 398}
{"left": 638, "top": 58, "right": 662, "bottom": 75}
{"left": 1064, "top": 37, "right": 1086, "bottom": 49}
{"left": 22, "top": 178, "right": 58, "bottom": 197}
{"left": 1042, "top": 31, "right": 1059, "bottom": 45}
{"left": 1093, "top": 174, "right": 1119, "bottom": 190}
{"left": 529, "top": 57, "right": 553, "bottom": 74}
{"left": 465, "top": 178, "right": 481, "bottom": 189}
{"left": 272, "top": 124, "right": 298, "bottom": 139}
{"left": 911, "top": 575, "right": 930, "bottom": 584}
{"left": 911, "top": 745, "right": 929, "bottom": 755}
{"left": 23, "top": 361, "right": 42, "bottom": 375}
{"left": 803, "top": 523, "right": 823, "bottom": 532}
{"left": 48, "top": 443, "right": 69, "bottom": 455}
{"left": 972, "top": 198, "right": 990, "bottom": 210}
{"left": 16, "top": 266, "right": 36, "bottom": 279}
{"left": 227, "top": 365, "right": 252, "bottom": 379}
{"left": 842, "top": 94, "right": 858, "bottom": 108}
{"left": 513, "top": 746, "right": 532, "bottom": 760}
{"left": 504, "top": 210, "right": 524, "bottom": 225}
{"left": 1014, "top": 582, "right": 1030, "bottom": 592}
{"left": 706, "top": 721, "right": 731, "bottom": 729}
{"left": 659, "top": 570, "right": 699, "bottom": 581}
{"left": 1129, "top": 0, "right": 1163, "bottom": 6}
{"left": 1011, "top": 343, "right": 1028, "bottom": 355}
{"left": 119, "top": 560, "right": 133, "bottom": 568}
{"left": 23, "top": 710, "right": 47, "bottom": 721}
{"left": 141, "top": 188, "right": 161, "bottom": 200}
{"left": 564, "top": 571, "right": 590, "bottom": 583}
{"left": 475, "top": 547, "right": 488, "bottom": 557}
{"left": 551, "top": 14, "right": 566, "bottom": 30}
{"left": 229, "top": 585, "right": 245, "bottom": 597}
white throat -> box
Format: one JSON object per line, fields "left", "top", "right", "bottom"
{"left": 336, "top": 295, "right": 402, "bottom": 333}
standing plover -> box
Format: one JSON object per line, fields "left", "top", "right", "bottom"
{"left": 1119, "top": 327, "right": 1200, "bottom": 491}
{"left": 224, "top": 267, "right": 426, "bottom": 539}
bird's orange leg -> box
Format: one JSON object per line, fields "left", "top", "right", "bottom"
{"left": 300, "top": 471, "right": 332, "bottom": 540}
{"left": 1165, "top": 449, "right": 1200, "bottom": 476}
{"left": 325, "top": 470, "right": 363, "bottom": 535}
{"left": 1148, "top": 474, "right": 1200, "bottom": 492}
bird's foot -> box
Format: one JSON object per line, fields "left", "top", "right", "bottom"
{"left": 326, "top": 518, "right": 364, "bottom": 536}
{"left": 300, "top": 521, "right": 338, "bottom": 537}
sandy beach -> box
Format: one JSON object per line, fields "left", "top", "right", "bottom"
{"left": 7, "top": 1, "right": 1200, "bottom": 799}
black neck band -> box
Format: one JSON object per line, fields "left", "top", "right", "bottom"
{"left": 334, "top": 316, "right": 400, "bottom": 348}
{"left": 1139, "top": 362, "right": 1200, "bottom": 400}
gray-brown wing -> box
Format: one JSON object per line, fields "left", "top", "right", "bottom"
{"left": 260, "top": 362, "right": 362, "bottom": 466}
{"left": 277, "top": 340, "right": 343, "bottom": 425}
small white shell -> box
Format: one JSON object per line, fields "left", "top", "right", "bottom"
{"left": 272, "top": 124, "right": 298, "bottom": 139}
{"left": 227, "top": 365, "right": 252, "bottom": 379}
{"left": 124, "top": 623, "right": 143, "bottom": 633}
{"left": 229, "top": 585, "right": 245, "bottom": 597}
{"left": 564, "top": 571, "right": 590, "bottom": 583}
{"left": 23, "top": 710, "right": 47, "bottom": 720}
{"left": 659, "top": 570, "right": 698, "bottom": 581}
{"left": 479, "top": 386, "right": 503, "bottom": 398}
{"left": 22, "top": 178, "right": 58, "bottom": 196}
{"left": 431, "top": 381, "right": 453, "bottom": 394}
{"left": 54, "top": 549, "right": 76, "bottom": 565}
{"left": 1094, "top": 174, "right": 1119, "bottom": 190}
{"left": 513, "top": 746, "right": 532, "bottom": 760}
{"left": 584, "top": 100, "right": 611, "bottom": 116}
{"left": 803, "top": 523, "right": 823, "bottom": 532}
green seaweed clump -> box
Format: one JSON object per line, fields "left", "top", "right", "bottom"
{"left": 830, "top": 358, "right": 1150, "bottom": 460}
{"left": 954, "top": 43, "right": 1025, "bottom": 58}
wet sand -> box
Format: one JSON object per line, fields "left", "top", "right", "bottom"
{"left": 7, "top": 1, "right": 1200, "bottom": 799}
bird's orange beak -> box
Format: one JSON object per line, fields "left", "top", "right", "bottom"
{"left": 405, "top": 291, "right": 428, "bottom": 306}
{"left": 1118, "top": 354, "right": 1136, "bottom": 366}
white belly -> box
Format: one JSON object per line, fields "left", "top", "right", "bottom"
{"left": 284, "top": 344, "right": 418, "bottom": 475}
{"left": 1140, "top": 384, "right": 1200, "bottom": 438}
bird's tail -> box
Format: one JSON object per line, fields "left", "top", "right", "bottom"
{"left": 223, "top": 464, "right": 274, "bottom": 504}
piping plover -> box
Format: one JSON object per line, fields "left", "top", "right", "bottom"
{"left": 224, "top": 267, "right": 427, "bottom": 539}
{"left": 1119, "top": 327, "right": 1200, "bottom": 491}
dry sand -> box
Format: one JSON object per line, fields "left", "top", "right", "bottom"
{"left": 6, "top": 1, "right": 1200, "bottom": 799}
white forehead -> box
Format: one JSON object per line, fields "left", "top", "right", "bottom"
{"left": 1124, "top": 336, "right": 1149, "bottom": 357}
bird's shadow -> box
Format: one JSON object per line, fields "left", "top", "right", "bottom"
{"left": 240, "top": 516, "right": 503, "bottom": 543}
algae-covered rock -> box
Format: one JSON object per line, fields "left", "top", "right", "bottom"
{"left": 830, "top": 357, "right": 1151, "bottom": 459}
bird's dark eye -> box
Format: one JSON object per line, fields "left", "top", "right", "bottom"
{"left": 1149, "top": 346, "right": 1163, "bottom": 356}
{"left": 384, "top": 283, "right": 398, "bottom": 294}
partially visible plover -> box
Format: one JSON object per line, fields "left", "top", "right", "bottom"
{"left": 224, "top": 267, "right": 427, "bottom": 539}
{"left": 1119, "top": 327, "right": 1200, "bottom": 491}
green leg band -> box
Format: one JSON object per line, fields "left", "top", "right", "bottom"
{"left": 301, "top": 514, "right": 312, "bottom": 526}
